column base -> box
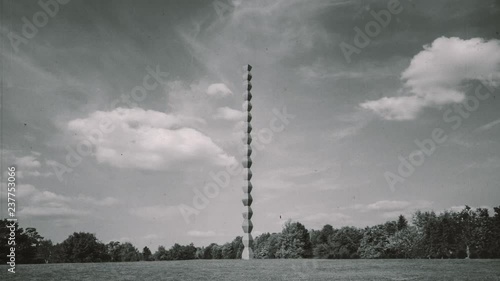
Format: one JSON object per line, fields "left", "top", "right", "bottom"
{"left": 241, "top": 247, "right": 254, "bottom": 260}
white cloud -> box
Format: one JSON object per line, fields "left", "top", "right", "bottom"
{"left": 361, "top": 96, "right": 424, "bottom": 121}
{"left": 206, "top": 83, "right": 232, "bottom": 97}
{"left": 67, "top": 107, "right": 236, "bottom": 170}
{"left": 32, "top": 190, "right": 72, "bottom": 205}
{"left": 365, "top": 200, "right": 413, "bottom": 211}
{"left": 15, "top": 155, "right": 41, "bottom": 169}
{"left": 130, "top": 205, "right": 179, "bottom": 221}
{"left": 361, "top": 37, "right": 500, "bottom": 120}
{"left": 187, "top": 230, "right": 217, "bottom": 237}
{"left": 15, "top": 184, "right": 118, "bottom": 220}
{"left": 0, "top": 150, "right": 53, "bottom": 178}
{"left": 212, "top": 107, "right": 244, "bottom": 121}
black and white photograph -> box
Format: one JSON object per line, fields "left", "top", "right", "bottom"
{"left": 1, "top": 0, "right": 500, "bottom": 280}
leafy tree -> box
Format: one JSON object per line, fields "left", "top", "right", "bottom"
{"left": 221, "top": 242, "right": 235, "bottom": 259}
{"left": 277, "top": 220, "right": 312, "bottom": 258}
{"left": 154, "top": 245, "right": 170, "bottom": 261}
{"left": 474, "top": 208, "right": 493, "bottom": 258}
{"left": 312, "top": 243, "right": 332, "bottom": 259}
{"left": 4, "top": 204, "right": 500, "bottom": 262}
{"left": 358, "top": 225, "right": 391, "bottom": 258}
{"left": 231, "top": 236, "right": 244, "bottom": 259}
{"left": 458, "top": 206, "right": 475, "bottom": 259}
{"left": 491, "top": 207, "right": 500, "bottom": 258}
{"left": 397, "top": 215, "right": 409, "bottom": 231}
{"left": 183, "top": 243, "right": 197, "bottom": 260}
{"left": 59, "top": 232, "right": 109, "bottom": 262}
{"left": 195, "top": 247, "right": 204, "bottom": 259}
{"left": 318, "top": 224, "right": 334, "bottom": 244}
{"left": 142, "top": 246, "right": 152, "bottom": 261}
{"left": 254, "top": 233, "right": 271, "bottom": 258}
{"left": 329, "top": 227, "right": 362, "bottom": 259}
{"left": 36, "top": 239, "right": 53, "bottom": 263}
{"left": 211, "top": 244, "right": 223, "bottom": 259}
{"left": 0, "top": 220, "right": 24, "bottom": 263}
{"left": 107, "top": 241, "right": 121, "bottom": 262}
{"left": 387, "top": 226, "right": 420, "bottom": 258}
{"left": 115, "top": 242, "right": 140, "bottom": 261}
{"left": 0, "top": 221, "right": 45, "bottom": 264}
{"left": 309, "top": 229, "right": 321, "bottom": 249}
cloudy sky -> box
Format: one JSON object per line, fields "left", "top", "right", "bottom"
{"left": 1, "top": 0, "right": 499, "bottom": 249}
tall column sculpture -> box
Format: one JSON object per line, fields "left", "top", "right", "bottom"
{"left": 241, "top": 64, "right": 254, "bottom": 260}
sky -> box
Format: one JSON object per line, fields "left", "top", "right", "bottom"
{"left": 0, "top": 0, "right": 499, "bottom": 250}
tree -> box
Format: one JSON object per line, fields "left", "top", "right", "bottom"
{"left": 154, "top": 245, "right": 170, "bottom": 261}
{"left": 413, "top": 210, "right": 438, "bottom": 258}
{"left": 329, "top": 227, "right": 362, "bottom": 259}
{"left": 313, "top": 243, "right": 332, "bottom": 259}
{"left": 116, "top": 242, "right": 140, "bottom": 261}
{"left": 183, "top": 243, "right": 197, "bottom": 260}
{"left": 358, "top": 225, "right": 391, "bottom": 258}
{"left": 59, "top": 232, "right": 109, "bottom": 262}
{"left": 397, "top": 215, "right": 409, "bottom": 231}
{"left": 36, "top": 239, "right": 53, "bottom": 263}
{"left": 107, "top": 241, "right": 121, "bottom": 262}
{"left": 277, "top": 220, "right": 312, "bottom": 258}
{"left": 0, "top": 221, "right": 46, "bottom": 264}
{"left": 221, "top": 242, "right": 235, "bottom": 259}
{"left": 254, "top": 233, "right": 271, "bottom": 258}
{"left": 474, "top": 208, "right": 493, "bottom": 258}
{"left": 491, "top": 207, "right": 500, "bottom": 258}
{"left": 210, "top": 244, "right": 222, "bottom": 259}
{"left": 231, "top": 236, "right": 244, "bottom": 259}
{"left": 387, "top": 226, "right": 420, "bottom": 258}
{"left": 458, "top": 206, "right": 476, "bottom": 259}
{"left": 4, "top": 205, "right": 500, "bottom": 263}
{"left": 318, "top": 224, "right": 334, "bottom": 244}
{"left": 142, "top": 246, "right": 152, "bottom": 261}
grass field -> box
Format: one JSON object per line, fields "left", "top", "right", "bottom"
{"left": 1, "top": 259, "right": 500, "bottom": 280}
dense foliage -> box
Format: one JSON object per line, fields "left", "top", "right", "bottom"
{"left": 1, "top": 206, "right": 499, "bottom": 264}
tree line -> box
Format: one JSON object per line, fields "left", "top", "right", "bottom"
{"left": 1, "top": 205, "right": 499, "bottom": 264}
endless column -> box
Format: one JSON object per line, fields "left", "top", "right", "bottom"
{"left": 241, "top": 64, "right": 254, "bottom": 260}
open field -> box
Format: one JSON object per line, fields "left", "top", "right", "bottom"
{"left": 1, "top": 259, "right": 500, "bottom": 281}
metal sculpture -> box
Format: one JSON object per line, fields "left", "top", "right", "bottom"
{"left": 241, "top": 64, "right": 254, "bottom": 260}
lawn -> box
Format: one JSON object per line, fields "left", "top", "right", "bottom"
{"left": 1, "top": 259, "right": 500, "bottom": 280}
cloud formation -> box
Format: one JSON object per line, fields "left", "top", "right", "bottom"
{"left": 67, "top": 107, "right": 236, "bottom": 170}
{"left": 206, "top": 83, "right": 232, "bottom": 97}
{"left": 16, "top": 185, "right": 112, "bottom": 220}
{"left": 1, "top": 150, "right": 53, "bottom": 178}
{"left": 361, "top": 37, "right": 500, "bottom": 120}
{"left": 212, "top": 106, "right": 244, "bottom": 121}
